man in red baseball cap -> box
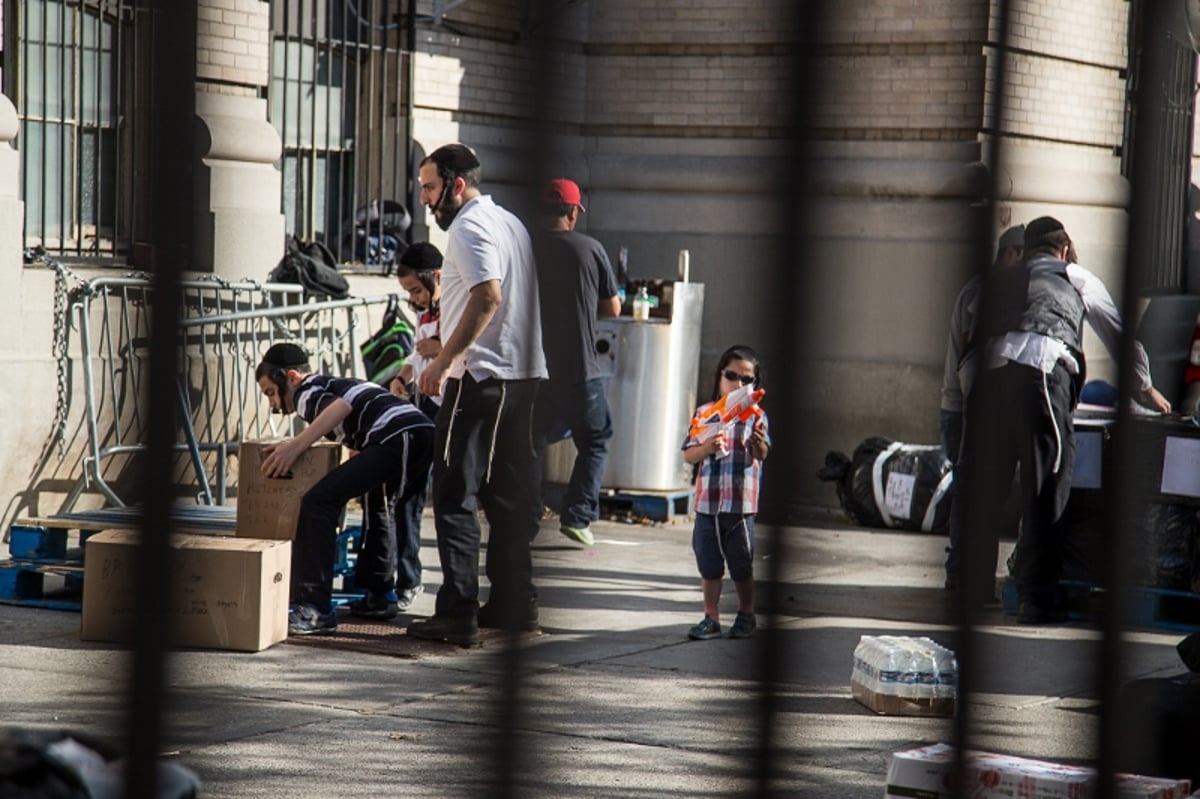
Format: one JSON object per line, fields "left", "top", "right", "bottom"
{"left": 532, "top": 177, "right": 620, "bottom": 548}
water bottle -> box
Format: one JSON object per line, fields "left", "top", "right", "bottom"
{"left": 632, "top": 285, "right": 651, "bottom": 320}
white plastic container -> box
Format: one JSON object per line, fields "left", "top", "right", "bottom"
{"left": 850, "top": 634, "right": 957, "bottom": 716}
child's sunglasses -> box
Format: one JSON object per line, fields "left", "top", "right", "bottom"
{"left": 722, "top": 369, "right": 755, "bottom": 386}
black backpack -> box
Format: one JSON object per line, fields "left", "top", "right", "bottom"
{"left": 269, "top": 236, "right": 351, "bottom": 300}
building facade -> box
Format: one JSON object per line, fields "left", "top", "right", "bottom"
{"left": 0, "top": 0, "right": 1194, "bottom": 523}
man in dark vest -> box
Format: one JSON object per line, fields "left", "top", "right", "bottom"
{"left": 952, "top": 216, "right": 1171, "bottom": 623}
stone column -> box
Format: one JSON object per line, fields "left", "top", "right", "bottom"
{"left": 0, "top": 94, "right": 22, "bottom": 317}
{"left": 193, "top": 92, "right": 285, "bottom": 280}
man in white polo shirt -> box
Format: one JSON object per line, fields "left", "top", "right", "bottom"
{"left": 409, "top": 143, "right": 548, "bottom": 645}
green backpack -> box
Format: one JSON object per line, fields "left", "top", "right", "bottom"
{"left": 360, "top": 295, "right": 415, "bottom": 385}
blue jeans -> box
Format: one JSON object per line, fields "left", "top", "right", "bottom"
{"left": 533, "top": 377, "right": 613, "bottom": 530}
{"left": 692, "top": 513, "right": 755, "bottom": 582}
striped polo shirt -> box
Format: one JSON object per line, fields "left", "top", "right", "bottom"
{"left": 293, "top": 374, "right": 432, "bottom": 450}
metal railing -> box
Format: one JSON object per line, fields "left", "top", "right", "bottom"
{"left": 66, "top": 272, "right": 389, "bottom": 510}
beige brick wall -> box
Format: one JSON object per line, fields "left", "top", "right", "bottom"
{"left": 989, "top": 0, "right": 1129, "bottom": 149}
{"left": 412, "top": 1, "right": 586, "bottom": 130}
{"left": 1001, "top": 0, "right": 1127, "bottom": 69}
{"left": 815, "top": 0, "right": 989, "bottom": 141}
{"left": 585, "top": 1, "right": 793, "bottom": 137}
{"left": 989, "top": 54, "right": 1125, "bottom": 147}
{"left": 197, "top": 0, "right": 271, "bottom": 88}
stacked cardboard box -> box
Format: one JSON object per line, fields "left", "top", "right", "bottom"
{"left": 235, "top": 439, "right": 341, "bottom": 540}
{"left": 886, "top": 743, "right": 1192, "bottom": 799}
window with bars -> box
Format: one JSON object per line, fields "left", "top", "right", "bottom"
{"left": 269, "top": 0, "right": 412, "bottom": 271}
{"left": 7, "top": 0, "right": 130, "bottom": 260}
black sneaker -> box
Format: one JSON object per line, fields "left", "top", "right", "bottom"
{"left": 478, "top": 601, "right": 540, "bottom": 633}
{"left": 288, "top": 603, "right": 337, "bottom": 636}
{"left": 407, "top": 614, "right": 480, "bottom": 646}
{"left": 1016, "top": 602, "right": 1068, "bottom": 625}
{"left": 348, "top": 591, "right": 399, "bottom": 621}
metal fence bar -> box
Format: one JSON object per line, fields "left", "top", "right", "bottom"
{"left": 952, "top": 0, "right": 1014, "bottom": 795}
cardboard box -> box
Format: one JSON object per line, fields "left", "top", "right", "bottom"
{"left": 885, "top": 743, "right": 1192, "bottom": 799}
{"left": 235, "top": 439, "right": 341, "bottom": 540}
{"left": 81, "top": 530, "right": 291, "bottom": 652}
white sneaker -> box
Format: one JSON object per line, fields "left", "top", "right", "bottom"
{"left": 559, "top": 524, "right": 594, "bottom": 546}
{"left": 396, "top": 584, "right": 424, "bottom": 611}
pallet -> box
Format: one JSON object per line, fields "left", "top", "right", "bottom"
{"left": 1002, "top": 577, "right": 1200, "bottom": 632}
{"left": 541, "top": 483, "right": 694, "bottom": 524}
{"left": 0, "top": 559, "right": 85, "bottom": 611}
{"left": 3, "top": 508, "right": 366, "bottom": 612}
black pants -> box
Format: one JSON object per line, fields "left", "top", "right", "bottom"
{"left": 950, "top": 361, "right": 1078, "bottom": 609}
{"left": 431, "top": 374, "right": 541, "bottom": 620}
{"left": 292, "top": 427, "right": 434, "bottom": 611}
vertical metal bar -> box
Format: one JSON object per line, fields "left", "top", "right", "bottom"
{"left": 320, "top": 0, "right": 332, "bottom": 244}
{"left": 334, "top": 0, "right": 349, "bottom": 260}
{"left": 1098, "top": 3, "right": 1173, "bottom": 792}
{"left": 112, "top": 0, "right": 125, "bottom": 258}
{"left": 391, "top": 13, "right": 401, "bottom": 241}
{"left": 58, "top": 0, "right": 67, "bottom": 253}
{"left": 38, "top": 0, "right": 47, "bottom": 248}
{"left": 365, "top": 0, "right": 377, "bottom": 252}
{"left": 952, "top": 0, "right": 1013, "bottom": 796}
{"left": 371, "top": 0, "right": 381, "bottom": 253}
{"left": 747, "top": 4, "right": 825, "bottom": 793}
{"left": 88, "top": 0, "right": 100, "bottom": 251}
{"left": 350, "top": 0, "right": 362, "bottom": 247}
{"left": 312, "top": 0, "right": 321, "bottom": 236}
{"left": 405, "top": 0, "right": 415, "bottom": 241}
{"left": 126, "top": 0, "right": 195, "bottom": 794}
{"left": 278, "top": 0, "right": 290, "bottom": 230}
{"left": 18, "top": 0, "right": 30, "bottom": 251}
{"left": 333, "top": 0, "right": 348, "bottom": 257}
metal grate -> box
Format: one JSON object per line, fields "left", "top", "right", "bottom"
{"left": 269, "top": 0, "right": 412, "bottom": 271}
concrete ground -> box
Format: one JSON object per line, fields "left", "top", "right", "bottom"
{"left": 0, "top": 512, "right": 1191, "bottom": 797}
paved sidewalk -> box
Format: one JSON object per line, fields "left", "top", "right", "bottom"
{"left": 0, "top": 514, "right": 1188, "bottom": 797}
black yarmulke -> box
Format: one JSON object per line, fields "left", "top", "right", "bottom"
{"left": 1024, "top": 216, "right": 1066, "bottom": 247}
{"left": 398, "top": 242, "right": 443, "bottom": 272}
{"left": 261, "top": 342, "right": 310, "bottom": 368}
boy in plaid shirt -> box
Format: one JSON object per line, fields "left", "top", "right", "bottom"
{"left": 681, "top": 345, "right": 770, "bottom": 640}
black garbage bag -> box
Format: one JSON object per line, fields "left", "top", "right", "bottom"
{"left": 0, "top": 727, "right": 200, "bottom": 798}
{"left": 1133, "top": 503, "right": 1197, "bottom": 590}
{"left": 817, "top": 436, "right": 954, "bottom": 532}
{"left": 1114, "top": 672, "right": 1200, "bottom": 784}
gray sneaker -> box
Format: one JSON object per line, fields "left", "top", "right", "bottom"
{"left": 559, "top": 524, "right": 594, "bottom": 546}
{"left": 728, "top": 611, "right": 757, "bottom": 639}
{"left": 396, "top": 584, "right": 423, "bottom": 611}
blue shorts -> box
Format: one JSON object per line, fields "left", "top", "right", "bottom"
{"left": 692, "top": 513, "right": 755, "bottom": 582}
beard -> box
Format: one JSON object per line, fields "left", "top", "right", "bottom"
{"left": 431, "top": 188, "right": 463, "bottom": 231}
